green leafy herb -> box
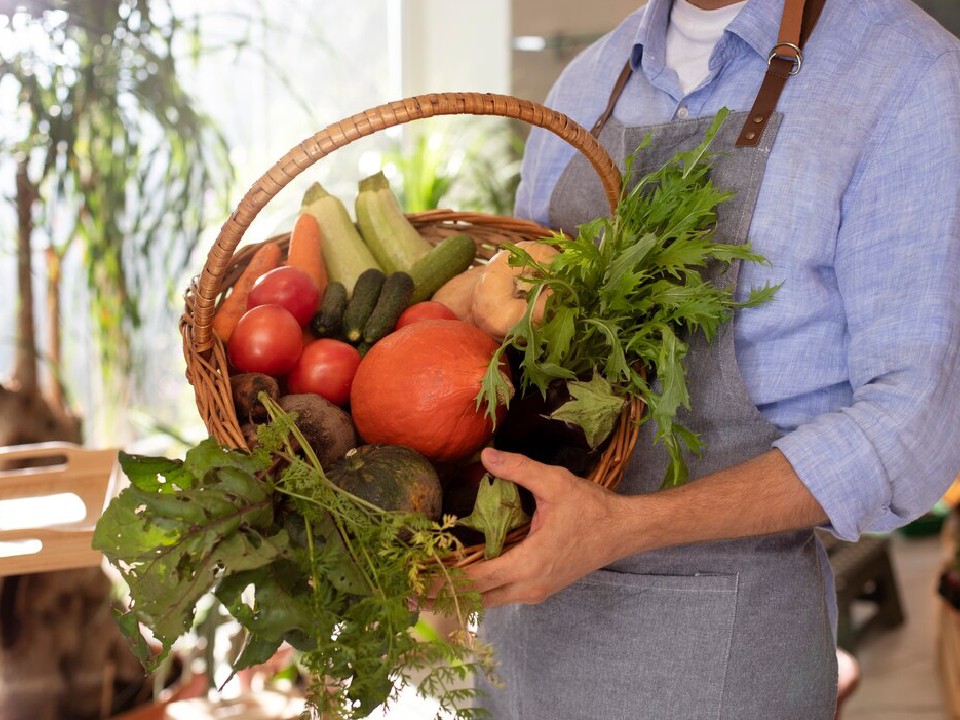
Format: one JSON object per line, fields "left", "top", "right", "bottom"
{"left": 477, "top": 109, "right": 777, "bottom": 487}
{"left": 458, "top": 475, "right": 531, "bottom": 560}
{"left": 549, "top": 372, "right": 626, "bottom": 449}
{"left": 93, "top": 395, "right": 494, "bottom": 720}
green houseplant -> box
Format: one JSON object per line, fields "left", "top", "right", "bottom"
{"left": 0, "top": 2, "right": 231, "bottom": 717}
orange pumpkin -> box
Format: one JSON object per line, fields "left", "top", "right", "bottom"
{"left": 349, "top": 319, "right": 513, "bottom": 462}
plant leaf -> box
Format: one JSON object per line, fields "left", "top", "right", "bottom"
{"left": 549, "top": 373, "right": 626, "bottom": 449}
{"left": 458, "top": 475, "right": 530, "bottom": 559}
{"left": 92, "top": 454, "right": 283, "bottom": 670}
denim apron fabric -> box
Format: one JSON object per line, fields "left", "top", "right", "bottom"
{"left": 477, "top": 112, "right": 838, "bottom": 719}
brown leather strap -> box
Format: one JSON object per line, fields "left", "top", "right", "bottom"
{"left": 591, "top": 60, "right": 635, "bottom": 137}
{"left": 590, "top": 0, "right": 828, "bottom": 145}
{"left": 776, "top": 0, "right": 806, "bottom": 61}
{"left": 735, "top": 0, "right": 827, "bottom": 146}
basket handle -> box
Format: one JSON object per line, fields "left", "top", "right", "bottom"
{"left": 192, "top": 91, "right": 623, "bottom": 350}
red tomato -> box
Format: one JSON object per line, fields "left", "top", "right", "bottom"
{"left": 395, "top": 301, "right": 458, "bottom": 330}
{"left": 228, "top": 304, "right": 303, "bottom": 375}
{"left": 247, "top": 265, "right": 319, "bottom": 326}
{"left": 287, "top": 338, "right": 362, "bottom": 406}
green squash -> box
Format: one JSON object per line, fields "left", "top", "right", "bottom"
{"left": 326, "top": 444, "right": 442, "bottom": 520}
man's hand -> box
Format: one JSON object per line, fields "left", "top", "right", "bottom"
{"left": 461, "top": 446, "right": 829, "bottom": 609}
{"left": 465, "top": 447, "right": 633, "bottom": 608}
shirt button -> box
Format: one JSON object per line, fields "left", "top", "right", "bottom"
{"left": 677, "top": 106, "right": 689, "bottom": 119}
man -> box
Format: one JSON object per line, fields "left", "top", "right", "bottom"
{"left": 468, "top": 0, "right": 960, "bottom": 717}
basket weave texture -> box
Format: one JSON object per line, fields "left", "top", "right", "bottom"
{"left": 180, "top": 92, "right": 644, "bottom": 566}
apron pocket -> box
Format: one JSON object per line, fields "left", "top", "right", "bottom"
{"left": 504, "top": 569, "right": 738, "bottom": 720}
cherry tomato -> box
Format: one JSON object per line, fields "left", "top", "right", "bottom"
{"left": 394, "top": 301, "right": 458, "bottom": 330}
{"left": 247, "top": 265, "right": 319, "bottom": 326}
{"left": 287, "top": 338, "right": 362, "bottom": 406}
{"left": 228, "top": 304, "right": 303, "bottom": 375}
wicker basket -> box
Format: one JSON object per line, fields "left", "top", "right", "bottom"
{"left": 180, "top": 92, "right": 645, "bottom": 566}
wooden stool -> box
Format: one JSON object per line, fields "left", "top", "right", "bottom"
{"left": 818, "top": 530, "right": 906, "bottom": 650}
{"left": 0, "top": 443, "right": 118, "bottom": 575}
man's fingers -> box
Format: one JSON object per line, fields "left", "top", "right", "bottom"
{"left": 480, "top": 447, "right": 569, "bottom": 497}
{"left": 478, "top": 586, "right": 514, "bottom": 609}
{"left": 423, "top": 574, "right": 447, "bottom": 600}
{"left": 465, "top": 555, "right": 516, "bottom": 595}
{"left": 467, "top": 560, "right": 521, "bottom": 609}
{"left": 466, "top": 545, "right": 527, "bottom": 593}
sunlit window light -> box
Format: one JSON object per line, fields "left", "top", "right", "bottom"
{"left": 358, "top": 150, "right": 384, "bottom": 178}
{"left": 513, "top": 35, "right": 547, "bottom": 52}
{"left": 0, "top": 493, "right": 88, "bottom": 531}
{"left": 0, "top": 539, "right": 43, "bottom": 559}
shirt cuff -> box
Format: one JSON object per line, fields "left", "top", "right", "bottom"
{"left": 772, "top": 415, "right": 895, "bottom": 542}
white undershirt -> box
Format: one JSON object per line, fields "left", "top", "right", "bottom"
{"left": 664, "top": 0, "right": 748, "bottom": 95}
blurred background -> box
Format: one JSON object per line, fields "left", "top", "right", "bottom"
{"left": 0, "top": 1, "right": 957, "bottom": 719}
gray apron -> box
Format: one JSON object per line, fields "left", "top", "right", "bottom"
{"left": 477, "top": 111, "right": 838, "bottom": 719}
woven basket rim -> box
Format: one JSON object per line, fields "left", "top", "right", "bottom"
{"left": 188, "top": 92, "right": 623, "bottom": 352}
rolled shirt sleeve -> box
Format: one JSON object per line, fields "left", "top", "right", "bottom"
{"left": 773, "top": 50, "right": 960, "bottom": 540}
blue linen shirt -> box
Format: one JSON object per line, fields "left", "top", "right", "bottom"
{"left": 515, "top": 0, "right": 960, "bottom": 540}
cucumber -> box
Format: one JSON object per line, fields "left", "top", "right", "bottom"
{"left": 363, "top": 271, "right": 415, "bottom": 345}
{"left": 310, "top": 281, "right": 348, "bottom": 338}
{"left": 342, "top": 267, "right": 387, "bottom": 343}
{"left": 300, "top": 182, "right": 382, "bottom": 294}
{"left": 408, "top": 233, "right": 478, "bottom": 304}
{"left": 356, "top": 341, "right": 373, "bottom": 358}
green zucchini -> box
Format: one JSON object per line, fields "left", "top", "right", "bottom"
{"left": 342, "top": 267, "right": 387, "bottom": 343}
{"left": 362, "top": 271, "right": 415, "bottom": 345}
{"left": 300, "top": 182, "right": 382, "bottom": 294}
{"left": 310, "top": 281, "right": 348, "bottom": 338}
{"left": 408, "top": 233, "right": 478, "bottom": 304}
{"left": 355, "top": 171, "right": 433, "bottom": 273}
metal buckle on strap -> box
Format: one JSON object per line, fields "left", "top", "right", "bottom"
{"left": 767, "top": 42, "right": 803, "bottom": 75}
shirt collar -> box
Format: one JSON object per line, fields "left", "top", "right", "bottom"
{"left": 630, "top": 0, "right": 785, "bottom": 70}
{"left": 726, "top": 0, "right": 788, "bottom": 59}
{"left": 630, "top": 0, "right": 672, "bottom": 71}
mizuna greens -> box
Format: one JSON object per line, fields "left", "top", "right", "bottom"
{"left": 478, "top": 109, "right": 777, "bottom": 487}
{"left": 93, "top": 394, "right": 493, "bottom": 720}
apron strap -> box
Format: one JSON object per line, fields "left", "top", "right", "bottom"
{"left": 591, "top": 61, "right": 635, "bottom": 138}
{"left": 591, "top": 0, "right": 828, "bottom": 144}
{"left": 735, "top": 0, "right": 827, "bottom": 146}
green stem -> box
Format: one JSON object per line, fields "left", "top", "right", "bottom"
{"left": 273, "top": 467, "right": 382, "bottom": 518}
{"left": 304, "top": 515, "right": 322, "bottom": 596}
{"left": 272, "top": 485, "right": 380, "bottom": 595}
{"left": 430, "top": 550, "right": 468, "bottom": 634}
{"left": 332, "top": 505, "right": 385, "bottom": 598}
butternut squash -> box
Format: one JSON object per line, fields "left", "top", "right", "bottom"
{"left": 470, "top": 241, "right": 559, "bottom": 341}
{"left": 431, "top": 264, "right": 485, "bottom": 323}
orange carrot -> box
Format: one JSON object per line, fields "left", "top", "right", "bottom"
{"left": 212, "top": 241, "right": 282, "bottom": 344}
{"left": 285, "top": 212, "right": 328, "bottom": 295}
